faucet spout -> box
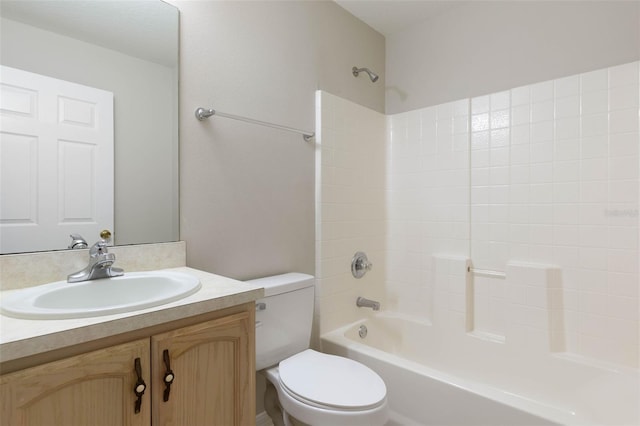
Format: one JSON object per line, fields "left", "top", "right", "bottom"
{"left": 356, "top": 296, "right": 380, "bottom": 311}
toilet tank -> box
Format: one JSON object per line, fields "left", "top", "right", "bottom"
{"left": 247, "top": 273, "right": 314, "bottom": 370}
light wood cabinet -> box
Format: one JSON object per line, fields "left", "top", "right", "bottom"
{"left": 1, "top": 338, "right": 150, "bottom": 426}
{"left": 151, "top": 311, "right": 254, "bottom": 426}
{"left": 0, "top": 305, "right": 255, "bottom": 426}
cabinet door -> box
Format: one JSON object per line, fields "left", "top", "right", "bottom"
{"left": 151, "top": 310, "right": 255, "bottom": 426}
{"left": 0, "top": 338, "right": 150, "bottom": 426}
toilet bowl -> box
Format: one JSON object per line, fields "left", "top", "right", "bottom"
{"left": 247, "top": 273, "right": 388, "bottom": 426}
{"left": 264, "top": 349, "right": 388, "bottom": 426}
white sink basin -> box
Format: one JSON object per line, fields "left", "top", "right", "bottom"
{"left": 0, "top": 271, "right": 201, "bottom": 319}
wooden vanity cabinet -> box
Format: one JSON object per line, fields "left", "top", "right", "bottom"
{"left": 0, "top": 338, "right": 150, "bottom": 426}
{"left": 0, "top": 304, "right": 255, "bottom": 426}
{"left": 151, "top": 311, "right": 255, "bottom": 426}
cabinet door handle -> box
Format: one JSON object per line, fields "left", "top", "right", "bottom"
{"left": 133, "top": 358, "right": 147, "bottom": 414}
{"left": 162, "top": 349, "right": 175, "bottom": 402}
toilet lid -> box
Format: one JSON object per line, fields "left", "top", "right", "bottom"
{"left": 279, "top": 349, "right": 386, "bottom": 410}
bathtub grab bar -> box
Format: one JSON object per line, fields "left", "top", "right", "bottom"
{"left": 467, "top": 266, "right": 506, "bottom": 279}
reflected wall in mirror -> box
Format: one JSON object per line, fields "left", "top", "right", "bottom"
{"left": 0, "top": 0, "right": 179, "bottom": 254}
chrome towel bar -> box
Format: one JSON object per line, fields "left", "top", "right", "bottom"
{"left": 195, "top": 107, "right": 315, "bottom": 142}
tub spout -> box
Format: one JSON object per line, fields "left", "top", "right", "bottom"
{"left": 356, "top": 296, "right": 380, "bottom": 311}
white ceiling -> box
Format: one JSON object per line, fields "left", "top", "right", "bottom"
{"left": 335, "top": 0, "right": 465, "bottom": 36}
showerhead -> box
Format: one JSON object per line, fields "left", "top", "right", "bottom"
{"left": 352, "top": 66, "right": 379, "bottom": 83}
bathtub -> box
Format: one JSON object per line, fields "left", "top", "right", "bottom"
{"left": 321, "top": 312, "right": 640, "bottom": 426}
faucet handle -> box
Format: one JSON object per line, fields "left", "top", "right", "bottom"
{"left": 89, "top": 241, "right": 108, "bottom": 256}
{"left": 68, "top": 234, "right": 88, "bottom": 249}
{"left": 351, "top": 251, "right": 373, "bottom": 278}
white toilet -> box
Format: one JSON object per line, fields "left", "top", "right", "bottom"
{"left": 248, "top": 273, "right": 388, "bottom": 426}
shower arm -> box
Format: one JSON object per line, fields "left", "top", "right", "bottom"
{"left": 352, "top": 66, "right": 379, "bottom": 82}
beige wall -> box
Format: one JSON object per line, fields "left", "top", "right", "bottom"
{"left": 173, "top": 0, "right": 385, "bottom": 280}
{"left": 386, "top": 0, "right": 640, "bottom": 113}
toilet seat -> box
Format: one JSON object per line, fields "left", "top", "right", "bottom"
{"left": 263, "top": 350, "right": 389, "bottom": 426}
{"left": 279, "top": 349, "right": 386, "bottom": 411}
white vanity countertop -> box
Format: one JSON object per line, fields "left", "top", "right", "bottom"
{"left": 0, "top": 267, "right": 264, "bottom": 363}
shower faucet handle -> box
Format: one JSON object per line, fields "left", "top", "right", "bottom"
{"left": 351, "top": 251, "right": 373, "bottom": 278}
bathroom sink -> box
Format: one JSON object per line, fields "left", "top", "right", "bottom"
{"left": 0, "top": 271, "right": 201, "bottom": 319}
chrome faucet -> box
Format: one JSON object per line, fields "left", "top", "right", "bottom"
{"left": 68, "top": 233, "right": 88, "bottom": 249}
{"left": 356, "top": 297, "right": 380, "bottom": 311}
{"left": 67, "top": 231, "right": 124, "bottom": 283}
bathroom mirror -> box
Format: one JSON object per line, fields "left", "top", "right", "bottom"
{"left": 0, "top": 0, "right": 179, "bottom": 254}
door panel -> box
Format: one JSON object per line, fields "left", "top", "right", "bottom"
{"left": 0, "top": 65, "right": 114, "bottom": 253}
{"left": 0, "top": 339, "right": 150, "bottom": 426}
{"left": 151, "top": 312, "right": 255, "bottom": 426}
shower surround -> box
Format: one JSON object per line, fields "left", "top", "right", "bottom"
{"left": 316, "top": 60, "right": 639, "bottom": 369}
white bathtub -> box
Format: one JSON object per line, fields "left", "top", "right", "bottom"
{"left": 321, "top": 312, "right": 640, "bottom": 426}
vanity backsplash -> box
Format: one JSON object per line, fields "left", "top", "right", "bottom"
{"left": 0, "top": 241, "right": 186, "bottom": 291}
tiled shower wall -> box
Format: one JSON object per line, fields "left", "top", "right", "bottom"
{"left": 315, "top": 91, "right": 386, "bottom": 338}
{"left": 316, "top": 61, "right": 638, "bottom": 367}
{"left": 387, "top": 61, "right": 639, "bottom": 367}
{"left": 387, "top": 99, "right": 470, "bottom": 319}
